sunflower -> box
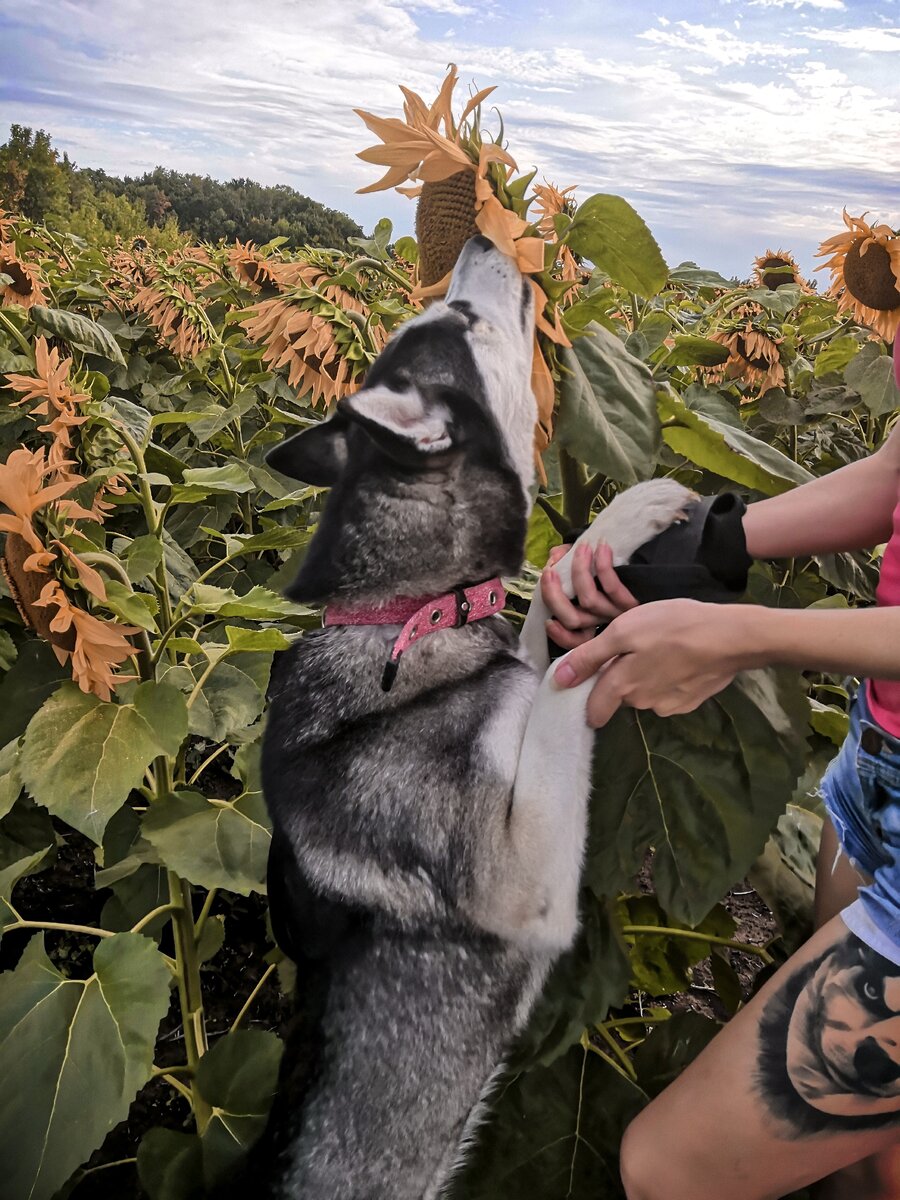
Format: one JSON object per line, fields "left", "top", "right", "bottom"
{"left": 354, "top": 65, "right": 546, "bottom": 294}
{"left": 0, "top": 242, "right": 45, "bottom": 309}
{"left": 753, "top": 248, "right": 806, "bottom": 291}
{"left": 533, "top": 181, "right": 580, "bottom": 281}
{"left": 708, "top": 319, "right": 785, "bottom": 398}
{"left": 815, "top": 211, "right": 900, "bottom": 341}
{"left": 227, "top": 241, "right": 283, "bottom": 293}
{"left": 132, "top": 276, "right": 209, "bottom": 360}
{"left": 0, "top": 208, "right": 14, "bottom": 243}
{"left": 5, "top": 337, "right": 91, "bottom": 480}
{"left": 0, "top": 447, "right": 137, "bottom": 700}
{"left": 242, "top": 291, "right": 384, "bottom": 407}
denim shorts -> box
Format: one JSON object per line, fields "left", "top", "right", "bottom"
{"left": 820, "top": 685, "right": 900, "bottom": 966}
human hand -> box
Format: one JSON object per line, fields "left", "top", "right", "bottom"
{"left": 551, "top": 598, "right": 744, "bottom": 727}
{"left": 540, "top": 541, "right": 639, "bottom": 650}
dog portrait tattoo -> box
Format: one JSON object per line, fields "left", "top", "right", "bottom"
{"left": 756, "top": 932, "right": 900, "bottom": 1134}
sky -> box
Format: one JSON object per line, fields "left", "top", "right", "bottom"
{"left": 1, "top": 0, "right": 899, "bottom": 280}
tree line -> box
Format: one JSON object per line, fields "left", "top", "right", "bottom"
{"left": 0, "top": 125, "right": 363, "bottom": 251}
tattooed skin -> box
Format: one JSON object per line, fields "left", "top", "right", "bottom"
{"left": 756, "top": 932, "right": 900, "bottom": 1135}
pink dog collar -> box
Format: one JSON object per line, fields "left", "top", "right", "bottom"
{"left": 324, "top": 577, "right": 506, "bottom": 691}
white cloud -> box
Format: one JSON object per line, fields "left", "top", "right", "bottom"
{"left": 638, "top": 20, "right": 806, "bottom": 66}
{"left": 803, "top": 24, "right": 900, "bottom": 50}
{"left": 749, "top": 0, "right": 845, "bottom": 10}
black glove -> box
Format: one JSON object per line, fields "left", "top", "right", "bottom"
{"left": 547, "top": 492, "right": 752, "bottom": 658}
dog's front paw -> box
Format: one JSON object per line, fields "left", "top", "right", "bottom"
{"left": 588, "top": 479, "right": 698, "bottom": 565}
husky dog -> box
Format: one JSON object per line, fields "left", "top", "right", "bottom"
{"left": 260, "top": 235, "right": 693, "bottom": 1199}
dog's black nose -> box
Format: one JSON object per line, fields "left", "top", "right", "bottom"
{"left": 468, "top": 235, "right": 493, "bottom": 253}
{"left": 854, "top": 1037, "right": 900, "bottom": 1086}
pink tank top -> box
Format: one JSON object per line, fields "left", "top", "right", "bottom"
{"left": 866, "top": 351, "right": 900, "bottom": 734}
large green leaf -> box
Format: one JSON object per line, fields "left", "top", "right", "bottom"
{"left": 29, "top": 305, "right": 127, "bottom": 366}
{"left": 195, "top": 1030, "right": 283, "bottom": 1189}
{"left": 556, "top": 323, "right": 661, "bottom": 485}
{"left": 0, "top": 642, "right": 68, "bottom": 745}
{"left": 0, "top": 847, "right": 52, "bottom": 933}
{"left": 141, "top": 789, "right": 271, "bottom": 895}
{"left": 189, "top": 583, "right": 309, "bottom": 619}
{"left": 450, "top": 1042, "right": 646, "bottom": 1200}
{"left": 661, "top": 335, "right": 730, "bottom": 367}
{"left": 19, "top": 681, "right": 188, "bottom": 843}
{"left": 515, "top": 897, "right": 630, "bottom": 1067}
{"left": 137, "top": 1128, "right": 204, "bottom": 1200}
{"left": 0, "top": 739, "right": 22, "bottom": 820}
{"left": 163, "top": 662, "right": 266, "bottom": 741}
{"left": 658, "top": 389, "right": 813, "bottom": 495}
{"left": 586, "top": 670, "right": 808, "bottom": 925}
{"left": 0, "top": 932, "right": 170, "bottom": 1200}
{"left": 565, "top": 195, "right": 668, "bottom": 296}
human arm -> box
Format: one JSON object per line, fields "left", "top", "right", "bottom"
{"left": 552, "top": 599, "right": 900, "bottom": 727}
{"left": 742, "top": 421, "right": 900, "bottom": 559}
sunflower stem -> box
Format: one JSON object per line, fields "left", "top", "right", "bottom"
{"left": 0, "top": 309, "right": 32, "bottom": 356}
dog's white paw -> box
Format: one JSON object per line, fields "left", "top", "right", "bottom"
{"left": 583, "top": 479, "right": 698, "bottom": 566}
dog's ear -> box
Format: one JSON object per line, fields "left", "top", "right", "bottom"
{"left": 265, "top": 413, "right": 350, "bottom": 485}
{"left": 339, "top": 385, "right": 456, "bottom": 464}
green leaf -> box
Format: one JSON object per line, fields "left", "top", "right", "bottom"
{"left": 587, "top": 670, "right": 808, "bottom": 925}
{"left": 556, "top": 322, "right": 661, "bottom": 484}
{"left": 102, "top": 578, "right": 159, "bottom": 631}
{"left": 855, "top": 355, "right": 900, "bottom": 417}
{"left": 30, "top": 305, "right": 127, "bottom": 367}
{"left": 619, "top": 894, "right": 735, "bottom": 996}
{"left": 225, "top": 626, "right": 292, "bottom": 652}
{"left": 0, "top": 740, "right": 22, "bottom": 821}
{"left": 0, "top": 629, "right": 16, "bottom": 671}
{"left": 515, "top": 898, "right": 631, "bottom": 1067}
{"left": 163, "top": 661, "right": 266, "bottom": 742}
{"left": 103, "top": 394, "right": 152, "bottom": 446}
{"left": 394, "top": 235, "right": 419, "bottom": 265}
{"left": 0, "top": 847, "right": 52, "bottom": 933}
{"left": 813, "top": 335, "right": 860, "bottom": 378}
{"left": 195, "top": 1030, "right": 283, "bottom": 1189}
{"left": 809, "top": 698, "right": 849, "bottom": 746}
{"left": 565, "top": 194, "right": 668, "bottom": 296}
{"left": 0, "top": 932, "right": 170, "bottom": 1200}
{"left": 632, "top": 1012, "right": 719, "bottom": 1099}
{"left": 137, "top": 1128, "right": 204, "bottom": 1200}
{"left": 524, "top": 503, "right": 562, "bottom": 570}
{"left": 658, "top": 389, "right": 813, "bottom": 495}
{"left": 19, "top": 682, "right": 186, "bottom": 843}
{"left": 662, "top": 335, "right": 730, "bottom": 367}
{"left": 667, "top": 263, "right": 734, "bottom": 290}
{"left": 190, "top": 583, "right": 310, "bottom": 619}
{"left": 214, "top": 527, "right": 316, "bottom": 555}
{"left": 141, "top": 790, "right": 271, "bottom": 895}
{"left": 171, "top": 463, "right": 255, "bottom": 504}
{"left": 124, "top": 534, "right": 164, "bottom": 582}
{"left": 0, "top": 642, "right": 68, "bottom": 745}
{"left": 450, "top": 1043, "right": 646, "bottom": 1200}
{"left": 0, "top": 796, "right": 55, "bottom": 873}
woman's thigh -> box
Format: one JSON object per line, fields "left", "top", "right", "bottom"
{"left": 620, "top": 913, "right": 900, "bottom": 1200}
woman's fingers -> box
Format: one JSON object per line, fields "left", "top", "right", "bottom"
{"left": 592, "top": 543, "right": 639, "bottom": 612}
{"left": 545, "top": 619, "right": 596, "bottom": 650}
{"left": 540, "top": 568, "right": 601, "bottom": 630}
{"left": 545, "top": 543, "right": 569, "bottom": 569}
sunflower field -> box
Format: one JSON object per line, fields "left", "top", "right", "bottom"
{"left": 1, "top": 69, "right": 899, "bottom": 1200}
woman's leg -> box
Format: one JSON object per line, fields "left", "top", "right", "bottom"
{"left": 812, "top": 820, "right": 900, "bottom": 1199}
{"left": 620, "top": 912, "right": 900, "bottom": 1200}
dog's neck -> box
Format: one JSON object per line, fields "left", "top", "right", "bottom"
{"left": 286, "top": 458, "right": 528, "bottom": 607}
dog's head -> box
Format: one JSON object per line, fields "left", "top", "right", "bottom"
{"left": 268, "top": 237, "right": 537, "bottom": 603}
{"left": 786, "top": 937, "right": 900, "bottom": 1117}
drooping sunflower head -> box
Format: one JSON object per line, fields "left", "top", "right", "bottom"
{"left": 706, "top": 305, "right": 785, "bottom": 398}
{"left": 0, "top": 243, "right": 45, "bottom": 309}
{"left": 753, "top": 248, "right": 805, "bottom": 291}
{"left": 227, "top": 240, "right": 284, "bottom": 293}
{"left": 815, "top": 211, "right": 900, "bottom": 341}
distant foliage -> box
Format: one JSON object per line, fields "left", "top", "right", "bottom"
{"left": 0, "top": 124, "right": 363, "bottom": 250}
